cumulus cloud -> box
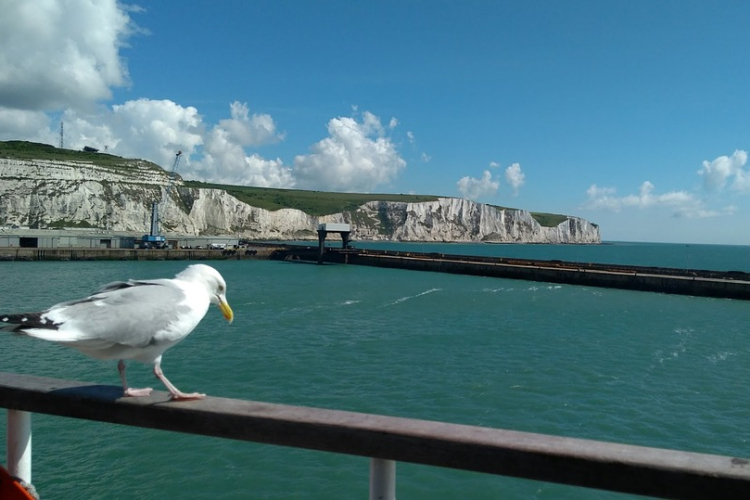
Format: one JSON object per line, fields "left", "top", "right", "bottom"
{"left": 293, "top": 112, "right": 407, "bottom": 192}
{"left": 735, "top": 170, "right": 750, "bottom": 193}
{"left": 58, "top": 99, "right": 292, "bottom": 187}
{"left": 457, "top": 163, "right": 524, "bottom": 200}
{"left": 0, "top": 108, "right": 55, "bottom": 143}
{"left": 583, "top": 181, "right": 717, "bottom": 218}
{"left": 505, "top": 163, "right": 525, "bottom": 194}
{"left": 0, "top": 0, "right": 136, "bottom": 112}
{"left": 199, "top": 148, "right": 293, "bottom": 188}
{"left": 199, "top": 121, "right": 293, "bottom": 187}
{"left": 190, "top": 101, "right": 290, "bottom": 186}
{"left": 111, "top": 99, "right": 203, "bottom": 156}
{"left": 0, "top": 1, "right": 409, "bottom": 192}
{"left": 214, "top": 101, "right": 284, "bottom": 147}
{"left": 35, "top": 99, "right": 290, "bottom": 186}
{"left": 457, "top": 170, "right": 500, "bottom": 200}
{"left": 698, "top": 150, "right": 750, "bottom": 193}
{"left": 584, "top": 149, "right": 750, "bottom": 220}
{"left": 53, "top": 98, "right": 205, "bottom": 170}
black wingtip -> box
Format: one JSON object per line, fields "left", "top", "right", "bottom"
{"left": 0, "top": 312, "right": 59, "bottom": 331}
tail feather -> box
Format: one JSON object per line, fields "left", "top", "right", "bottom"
{"left": 1, "top": 312, "right": 58, "bottom": 333}
{"left": 1, "top": 322, "right": 22, "bottom": 333}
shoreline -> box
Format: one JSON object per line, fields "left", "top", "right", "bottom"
{"left": 0, "top": 246, "right": 281, "bottom": 262}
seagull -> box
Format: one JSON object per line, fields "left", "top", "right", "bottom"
{"left": 1, "top": 264, "right": 234, "bottom": 401}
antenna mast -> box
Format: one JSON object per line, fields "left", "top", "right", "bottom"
{"left": 59, "top": 121, "right": 64, "bottom": 149}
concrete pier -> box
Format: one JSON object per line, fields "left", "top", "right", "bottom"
{"left": 271, "top": 246, "right": 750, "bottom": 301}
{"left": 0, "top": 246, "right": 281, "bottom": 262}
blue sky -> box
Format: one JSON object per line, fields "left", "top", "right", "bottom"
{"left": 2, "top": 1, "right": 750, "bottom": 244}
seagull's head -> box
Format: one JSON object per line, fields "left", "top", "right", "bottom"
{"left": 178, "top": 264, "right": 234, "bottom": 324}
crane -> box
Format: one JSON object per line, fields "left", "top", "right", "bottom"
{"left": 141, "top": 151, "right": 182, "bottom": 249}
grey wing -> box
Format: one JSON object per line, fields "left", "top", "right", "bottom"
{"left": 95, "top": 279, "right": 153, "bottom": 294}
{"left": 49, "top": 279, "right": 149, "bottom": 309}
{"left": 49, "top": 281, "right": 194, "bottom": 348}
{"left": 96, "top": 280, "right": 136, "bottom": 293}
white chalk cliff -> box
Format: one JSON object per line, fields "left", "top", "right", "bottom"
{"left": 0, "top": 157, "right": 600, "bottom": 243}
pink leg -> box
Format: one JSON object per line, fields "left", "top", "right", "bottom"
{"left": 153, "top": 360, "right": 205, "bottom": 401}
{"left": 118, "top": 360, "right": 153, "bottom": 397}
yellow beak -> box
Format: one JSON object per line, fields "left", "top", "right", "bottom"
{"left": 218, "top": 296, "right": 234, "bottom": 324}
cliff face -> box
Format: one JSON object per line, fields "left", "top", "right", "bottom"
{"left": 0, "top": 158, "right": 600, "bottom": 243}
{"left": 345, "top": 199, "right": 600, "bottom": 243}
{"left": 0, "top": 158, "right": 168, "bottom": 231}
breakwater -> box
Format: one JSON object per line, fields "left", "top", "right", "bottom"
{"left": 4, "top": 243, "right": 749, "bottom": 300}
{"left": 270, "top": 245, "right": 750, "bottom": 300}
{"left": 0, "top": 245, "right": 281, "bottom": 262}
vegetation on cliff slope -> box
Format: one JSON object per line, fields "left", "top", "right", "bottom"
{"left": 0, "top": 140, "right": 165, "bottom": 176}
{"left": 1, "top": 140, "right": 139, "bottom": 167}
{"left": 1, "top": 140, "right": 573, "bottom": 227}
{"left": 183, "top": 181, "right": 441, "bottom": 217}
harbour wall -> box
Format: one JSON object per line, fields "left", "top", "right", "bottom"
{"left": 270, "top": 246, "right": 750, "bottom": 301}
{"left": 0, "top": 245, "right": 281, "bottom": 262}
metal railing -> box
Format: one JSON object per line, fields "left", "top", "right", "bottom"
{"left": 2, "top": 371, "right": 750, "bottom": 499}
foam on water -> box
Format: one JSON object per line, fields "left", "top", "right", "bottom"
{"left": 384, "top": 287, "right": 442, "bottom": 306}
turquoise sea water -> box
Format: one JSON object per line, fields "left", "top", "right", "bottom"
{"left": 1, "top": 242, "right": 749, "bottom": 499}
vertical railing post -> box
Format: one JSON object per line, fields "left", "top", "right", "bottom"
{"left": 369, "top": 458, "right": 395, "bottom": 500}
{"left": 7, "top": 409, "right": 32, "bottom": 483}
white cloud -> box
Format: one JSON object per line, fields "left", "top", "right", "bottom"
{"left": 584, "top": 149, "right": 750, "bottom": 222}
{"left": 37, "top": 99, "right": 205, "bottom": 170}
{"left": 734, "top": 169, "right": 750, "bottom": 193}
{"left": 584, "top": 185, "right": 618, "bottom": 210}
{"left": 0, "top": 109, "right": 55, "bottom": 143}
{"left": 504, "top": 163, "right": 525, "bottom": 194}
{"left": 457, "top": 170, "right": 499, "bottom": 200}
{"left": 583, "top": 181, "right": 715, "bottom": 218}
{"left": 191, "top": 101, "right": 290, "bottom": 186}
{"left": 2, "top": 96, "right": 292, "bottom": 187}
{"left": 293, "top": 113, "right": 407, "bottom": 192}
{"left": 0, "top": 0, "right": 136, "bottom": 112}
{"left": 488, "top": 161, "right": 500, "bottom": 168}
{"left": 108, "top": 99, "right": 204, "bottom": 165}
{"left": 214, "top": 101, "right": 284, "bottom": 147}
{"left": 361, "top": 111, "right": 385, "bottom": 137}
{"left": 51, "top": 99, "right": 292, "bottom": 187}
{"left": 406, "top": 130, "right": 430, "bottom": 163}
{"left": 199, "top": 123, "right": 293, "bottom": 187}
{"left": 698, "top": 150, "right": 749, "bottom": 192}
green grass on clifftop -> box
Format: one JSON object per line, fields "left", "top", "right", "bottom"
{"left": 0, "top": 140, "right": 142, "bottom": 167}
{"left": 184, "top": 181, "right": 440, "bottom": 216}
{"left": 530, "top": 212, "right": 570, "bottom": 227}
{"left": 187, "top": 182, "right": 572, "bottom": 226}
